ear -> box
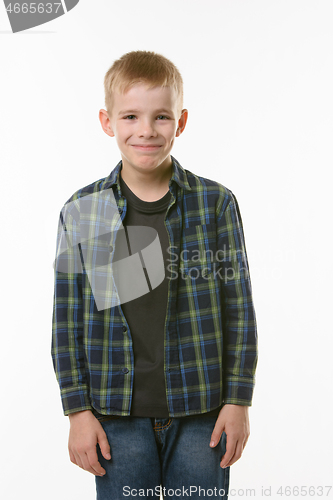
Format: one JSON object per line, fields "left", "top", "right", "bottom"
{"left": 99, "top": 109, "right": 115, "bottom": 138}
{"left": 176, "top": 109, "right": 188, "bottom": 137}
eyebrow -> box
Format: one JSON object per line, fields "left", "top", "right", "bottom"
{"left": 118, "top": 108, "right": 173, "bottom": 116}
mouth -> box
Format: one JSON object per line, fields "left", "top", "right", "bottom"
{"left": 131, "top": 145, "right": 162, "bottom": 151}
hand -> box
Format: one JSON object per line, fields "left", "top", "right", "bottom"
{"left": 209, "top": 404, "right": 250, "bottom": 468}
{"left": 68, "top": 410, "right": 111, "bottom": 476}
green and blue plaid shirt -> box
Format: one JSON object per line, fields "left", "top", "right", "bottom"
{"left": 51, "top": 156, "right": 258, "bottom": 417}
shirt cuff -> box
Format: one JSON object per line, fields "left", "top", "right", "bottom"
{"left": 223, "top": 376, "right": 256, "bottom": 406}
{"left": 60, "top": 385, "right": 93, "bottom": 416}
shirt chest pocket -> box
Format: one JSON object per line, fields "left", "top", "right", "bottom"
{"left": 179, "top": 223, "right": 218, "bottom": 278}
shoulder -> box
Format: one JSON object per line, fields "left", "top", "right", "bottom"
{"left": 64, "top": 176, "right": 108, "bottom": 205}
{"left": 59, "top": 175, "right": 110, "bottom": 220}
{"left": 184, "top": 167, "right": 235, "bottom": 214}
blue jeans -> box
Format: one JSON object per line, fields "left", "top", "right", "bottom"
{"left": 95, "top": 416, "right": 230, "bottom": 499}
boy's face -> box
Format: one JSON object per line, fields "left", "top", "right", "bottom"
{"left": 100, "top": 83, "right": 187, "bottom": 178}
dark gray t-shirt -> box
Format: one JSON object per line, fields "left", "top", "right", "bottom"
{"left": 119, "top": 172, "right": 172, "bottom": 417}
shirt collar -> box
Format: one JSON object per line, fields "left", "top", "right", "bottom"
{"left": 100, "top": 155, "right": 192, "bottom": 195}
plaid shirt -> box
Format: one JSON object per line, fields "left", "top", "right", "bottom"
{"left": 51, "top": 156, "right": 258, "bottom": 417}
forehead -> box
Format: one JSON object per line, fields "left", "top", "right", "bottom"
{"left": 113, "top": 83, "right": 178, "bottom": 111}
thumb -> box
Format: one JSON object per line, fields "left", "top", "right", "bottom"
{"left": 97, "top": 430, "right": 111, "bottom": 460}
{"left": 210, "top": 420, "right": 225, "bottom": 448}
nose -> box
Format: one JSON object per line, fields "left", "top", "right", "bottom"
{"left": 138, "top": 119, "right": 157, "bottom": 138}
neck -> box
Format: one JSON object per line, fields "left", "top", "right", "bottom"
{"left": 120, "top": 156, "right": 173, "bottom": 202}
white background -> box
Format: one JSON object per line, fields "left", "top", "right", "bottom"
{"left": 1, "top": 1, "right": 332, "bottom": 499}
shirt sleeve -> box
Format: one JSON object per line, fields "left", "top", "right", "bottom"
{"left": 216, "top": 192, "right": 258, "bottom": 406}
{"left": 51, "top": 204, "right": 92, "bottom": 416}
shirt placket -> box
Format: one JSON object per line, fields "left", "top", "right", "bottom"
{"left": 163, "top": 183, "right": 186, "bottom": 416}
{"left": 109, "top": 191, "right": 134, "bottom": 414}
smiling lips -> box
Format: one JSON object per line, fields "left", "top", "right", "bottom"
{"left": 131, "top": 144, "right": 162, "bottom": 151}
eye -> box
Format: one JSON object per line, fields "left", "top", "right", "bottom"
{"left": 125, "top": 115, "right": 136, "bottom": 120}
{"left": 157, "top": 115, "right": 169, "bottom": 120}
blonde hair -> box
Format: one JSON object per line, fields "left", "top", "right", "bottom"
{"left": 104, "top": 50, "right": 184, "bottom": 118}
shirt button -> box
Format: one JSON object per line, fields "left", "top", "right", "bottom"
{"left": 122, "top": 325, "right": 127, "bottom": 332}
{"left": 109, "top": 245, "right": 113, "bottom": 252}
{"left": 122, "top": 367, "right": 129, "bottom": 374}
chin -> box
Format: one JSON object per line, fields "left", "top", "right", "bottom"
{"left": 135, "top": 157, "right": 162, "bottom": 168}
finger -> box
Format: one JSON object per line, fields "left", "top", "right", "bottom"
{"left": 72, "top": 450, "right": 84, "bottom": 470}
{"left": 223, "top": 439, "right": 243, "bottom": 468}
{"left": 69, "top": 449, "right": 77, "bottom": 466}
{"left": 86, "top": 448, "right": 106, "bottom": 476}
{"left": 220, "top": 435, "right": 237, "bottom": 468}
{"left": 98, "top": 431, "right": 111, "bottom": 461}
{"left": 210, "top": 422, "right": 225, "bottom": 448}
{"left": 79, "top": 451, "right": 105, "bottom": 477}
{"left": 79, "top": 452, "right": 100, "bottom": 476}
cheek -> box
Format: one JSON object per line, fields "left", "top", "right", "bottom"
{"left": 165, "top": 124, "right": 178, "bottom": 140}
{"left": 115, "top": 124, "right": 132, "bottom": 140}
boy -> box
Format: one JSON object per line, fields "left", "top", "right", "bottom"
{"left": 52, "top": 51, "right": 258, "bottom": 499}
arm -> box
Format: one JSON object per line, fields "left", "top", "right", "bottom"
{"left": 210, "top": 193, "right": 258, "bottom": 466}
{"left": 51, "top": 205, "right": 111, "bottom": 475}
{"left": 51, "top": 205, "right": 91, "bottom": 415}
